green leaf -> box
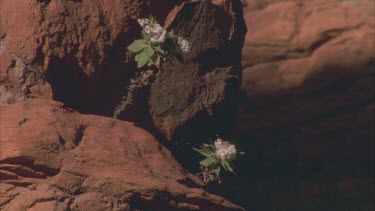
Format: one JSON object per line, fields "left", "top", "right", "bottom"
{"left": 149, "top": 53, "right": 159, "bottom": 64}
{"left": 127, "top": 40, "right": 147, "bottom": 53}
{"left": 147, "top": 53, "right": 159, "bottom": 68}
{"left": 221, "top": 160, "right": 236, "bottom": 174}
{"left": 213, "top": 167, "right": 221, "bottom": 177}
{"left": 153, "top": 45, "right": 165, "bottom": 55}
{"left": 135, "top": 52, "right": 148, "bottom": 68}
{"left": 202, "top": 147, "right": 215, "bottom": 156}
{"left": 200, "top": 157, "right": 216, "bottom": 167}
{"left": 144, "top": 47, "right": 155, "bottom": 57}
{"left": 168, "top": 29, "right": 174, "bottom": 37}
{"left": 193, "top": 148, "right": 211, "bottom": 157}
{"left": 149, "top": 15, "right": 155, "bottom": 23}
{"left": 221, "top": 161, "right": 228, "bottom": 171}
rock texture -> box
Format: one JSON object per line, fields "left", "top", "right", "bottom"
{"left": 221, "top": 0, "right": 374, "bottom": 210}
{"left": 0, "top": 0, "right": 246, "bottom": 140}
{"left": 0, "top": 0, "right": 173, "bottom": 105}
{"left": 149, "top": 0, "right": 247, "bottom": 140}
{"left": 0, "top": 99, "right": 243, "bottom": 211}
{"left": 0, "top": 0, "right": 247, "bottom": 210}
{"left": 238, "top": 0, "right": 374, "bottom": 159}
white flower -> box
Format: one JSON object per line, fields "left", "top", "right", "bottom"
{"left": 214, "top": 138, "right": 237, "bottom": 161}
{"left": 150, "top": 29, "right": 166, "bottom": 43}
{"left": 139, "top": 20, "right": 166, "bottom": 44}
{"left": 214, "top": 138, "right": 223, "bottom": 148}
{"left": 144, "top": 25, "right": 151, "bottom": 34}
{"left": 180, "top": 39, "right": 190, "bottom": 52}
{"left": 148, "top": 23, "right": 166, "bottom": 44}
{"left": 137, "top": 18, "right": 149, "bottom": 27}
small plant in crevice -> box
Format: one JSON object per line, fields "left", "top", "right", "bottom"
{"left": 194, "top": 137, "right": 245, "bottom": 184}
{"left": 128, "top": 16, "right": 190, "bottom": 68}
{"left": 113, "top": 16, "right": 190, "bottom": 118}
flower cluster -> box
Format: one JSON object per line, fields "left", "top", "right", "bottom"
{"left": 137, "top": 17, "right": 190, "bottom": 52}
{"left": 180, "top": 39, "right": 190, "bottom": 52}
{"left": 194, "top": 137, "right": 243, "bottom": 184}
{"left": 214, "top": 138, "right": 237, "bottom": 161}
{"left": 137, "top": 18, "right": 149, "bottom": 27}
{"left": 138, "top": 18, "right": 166, "bottom": 44}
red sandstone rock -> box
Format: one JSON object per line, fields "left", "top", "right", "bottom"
{"left": 238, "top": 0, "right": 374, "bottom": 141}
{"left": 0, "top": 0, "right": 246, "bottom": 141}
{"left": 226, "top": 1, "right": 374, "bottom": 209}
{"left": 242, "top": 0, "right": 374, "bottom": 67}
{"left": 0, "top": 99, "right": 243, "bottom": 210}
{"left": 0, "top": 0, "right": 174, "bottom": 104}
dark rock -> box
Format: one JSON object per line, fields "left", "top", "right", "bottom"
{"left": 149, "top": 0, "right": 247, "bottom": 140}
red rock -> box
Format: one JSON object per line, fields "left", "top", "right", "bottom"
{"left": 0, "top": 0, "right": 174, "bottom": 106}
{"left": 0, "top": 51, "right": 13, "bottom": 82}
{"left": 0, "top": 0, "right": 246, "bottom": 141}
{"left": 242, "top": 0, "right": 374, "bottom": 67}
{"left": 227, "top": 0, "right": 374, "bottom": 209}
{"left": 0, "top": 99, "right": 243, "bottom": 210}
{"left": 238, "top": 0, "right": 375, "bottom": 141}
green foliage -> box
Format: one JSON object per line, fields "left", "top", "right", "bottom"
{"left": 127, "top": 16, "right": 189, "bottom": 68}
{"left": 128, "top": 40, "right": 161, "bottom": 68}
{"left": 114, "top": 16, "right": 190, "bottom": 119}
{"left": 193, "top": 143, "right": 236, "bottom": 184}
{"left": 127, "top": 40, "right": 147, "bottom": 52}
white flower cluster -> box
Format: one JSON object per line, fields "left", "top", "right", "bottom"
{"left": 137, "top": 18, "right": 166, "bottom": 44}
{"left": 180, "top": 39, "right": 190, "bottom": 52}
{"left": 137, "top": 18, "right": 149, "bottom": 27}
{"left": 214, "top": 138, "right": 237, "bottom": 161}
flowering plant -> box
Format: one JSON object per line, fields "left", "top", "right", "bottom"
{"left": 113, "top": 16, "right": 190, "bottom": 118}
{"left": 128, "top": 16, "right": 190, "bottom": 68}
{"left": 194, "top": 138, "right": 244, "bottom": 184}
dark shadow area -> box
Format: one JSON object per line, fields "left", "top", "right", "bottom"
{"left": 168, "top": 60, "right": 375, "bottom": 210}
{"left": 45, "top": 55, "right": 89, "bottom": 111}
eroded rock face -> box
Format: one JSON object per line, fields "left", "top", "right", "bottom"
{"left": 223, "top": 0, "right": 374, "bottom": 209}
{"left": 149, "top": 1, "right": 247, "bottom": 140}
{"left": 238, "top": 0, "right": 374, "bottom": 158}
{"left": 0, "top": 0, "right": 246, "bottom": 141}
{"left": 0, "top": 99, "right": 243, "bottom": 211}
{"left": 0, "top": 0, "right": 173, "bottom": 106}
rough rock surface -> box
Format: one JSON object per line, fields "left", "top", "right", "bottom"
{"left": 149, "top": 0, "right": 247, "bottom": 140}
{"left": 0, "top": 99, "right": 243, "bottom": 211}
{"left": 220, "top": 0, "right": 374, "bottom": 210}
{"left": 0, "top": 0, "right": 173, "bottom": 104}
{"left": 0, "top": 0, "right": 246, "bottom": 140}
{"left": 238, "top": 0, "right": 374, "bottom": 159}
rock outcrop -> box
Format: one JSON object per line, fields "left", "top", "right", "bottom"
{"left": 0, "top": 0, "right": 246, "bottom": 140}
{"left": 149, "top": 0, "right": 247, "bottom": 140}
{"left": 0, "top": 0, "right": 173, "bottom": 104}
{"left": 221, "top": 0, "right": 374, "bottom": 210}
{"left": 238, "top": 0, "right": 374, "bottom": 160}
{"left": 0, "top": 99, "right": 243, "bottom": 211}
{"left": 0, "top": 0, "right": 247, "bottom": 210}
